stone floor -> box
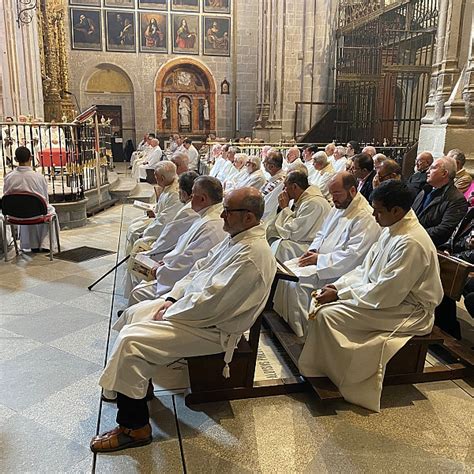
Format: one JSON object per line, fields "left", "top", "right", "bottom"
{"left": 0, "top": 204, "right": 473, "bottom": 473}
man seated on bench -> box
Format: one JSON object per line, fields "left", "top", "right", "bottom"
{"left": 299, "top": 181, "right": 443, "bottom": 413}
{"left": 91, "top": 188, "right": 276, "bottom": 453}
{"left": 274, "top": 172, "right": 380, "bottom": 336}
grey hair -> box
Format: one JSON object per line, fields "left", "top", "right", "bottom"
{"left": 288, "top": 162, "right": 308, "bottom": 175}
{"left": 234, "top": 153, "right": 248, "bottom": 166}
{"left": 373, "top": 153, "right": 387, "bottom": 164}
{"left": 447, "top": 148, "right": 466, "bottom": 167}
{"left": 248, "top": 155, "right": 261, "bottom": 168}
{"left": 171, "top": 152, "right": 189, "bottom": 167}
{"left": 362, "top": 145, "right": 377, "bottom": 157}
{"left": 437, "top": 157, "right": 457, "bottom": 180}
{"left": 228, "top": 146, "right": 239, "bottom": 155}
{"left": 241, "top": 192, "right": 265, "bottom": 220}
{"left": 155, "top": 160, "right": 177, "bottom": 181}
{"left": 313, "top": 151, "right": 328, "bottom": 166}
{"left": 335, "top": 145, "right": 346, "bottom": 156}
{"left": 194, "top": 176, "right": 223, "bottom": 203}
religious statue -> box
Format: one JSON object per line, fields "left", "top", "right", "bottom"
{"left": 203, "top": 99, "right": 210, "bottom": 121}
{"left": 162, "top": 97, "right": 168, "bottom": 120}
{"left": 178, "top": 98, "right": 191, "bottom": 129}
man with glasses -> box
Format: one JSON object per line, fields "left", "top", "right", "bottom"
{"left": 407, "top": 151, "right": 433, "bottom": 195}
{"left": 351, "top": 153, "right": 376, "bottom": 202}
{"left": 372, "top": 159, "right": 402, "bottom": 189}
{"left": 233, "top": 155, "right": 266, "bottom": 190}
{"left": 92, "top": 187, "right": 276, "bottom": 453}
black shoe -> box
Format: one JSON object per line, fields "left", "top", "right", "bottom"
{"left": 117, "top": 310, "right": 124, "bottom": 317}
{"left": 31, "top": 248, "right": 41, "bottom": 253}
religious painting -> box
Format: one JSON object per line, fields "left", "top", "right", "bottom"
{"left": 172, "top": 14, "right": 199, "bottom": 55}
{"left": 203, "top": 16, "right": 230, "bottom": 56}
{"left": 69, "top": 0, "right": 100, "bottom": 6}
{"left": 138, "top": 0, "right": 167, "bottom": 9}
{"left": 104, "top": 0, "right": 135, "bottom": 7}
{"left": 106, "top": 11, "right": 136, "bottom": 52}
{"left": 70, "top": 8, "right": 102, "bottom": 51}
{"left": 171, "top": 0, "right": 199, "bottom": 12}
{"left": 203, "top": 0, "right": 230, "bottom": 14}
{"left": 139, "top": 13, "right": 167, "bottom": 53}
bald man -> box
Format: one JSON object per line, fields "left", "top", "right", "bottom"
{"left": 372, "top": 159, "right": 402, "bottom": 189}
{"left": 92, "top": 187, "right": 276, "bottom": 453}
{"left": 407, "top": 151, "right": 433, "bottom": 195}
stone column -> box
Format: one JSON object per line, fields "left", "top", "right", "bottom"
{"left": 418, "top": 0, "right": 474, "bottom": 163}
{"left": 0, "top": 0, "right": 44, "bottom": 118}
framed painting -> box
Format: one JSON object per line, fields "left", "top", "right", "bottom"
{"left": 70, "top": 8, "right": 102, "bottom": 51}
{"left": 172, "top": 14, "right": 199, "bottom": 55}
{"left": 104, "top": 0, "right": 135, "bottom": 7}
{"left": 69, "top": 0, "right": 101, "bottom": 6}
{"left": 203, "top": 0, "right": 230, "bottom": 14}
{"left": 139, "top": 12, "right": 167, "bottom": 53}
{"left": 171, "top": 0, "right": 199, "bottom": 12}
{"left": 106, "top": 11, "right": 136, "bottom": 52}
{"left": 138, "top": 0, "right": 167, "bottom": 9}
{"left": 203, "top": 16, "right": 230, "bottom": 56}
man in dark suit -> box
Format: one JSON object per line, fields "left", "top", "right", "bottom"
{"left": 412, "top": 156, "right": 468, "bottom": 247}
{"left": 407, "top": 151, "right": 433, "bottom": 195}
{"left": 352, "top": 153, "right": 375, "bottom": 202}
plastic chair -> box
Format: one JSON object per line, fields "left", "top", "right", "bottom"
{"left": 1, "top": 193, "right": 60, "bottom": 261}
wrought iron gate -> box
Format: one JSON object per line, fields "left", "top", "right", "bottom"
{"left": 335, "top": 0, "right": 438, "bottom": 146}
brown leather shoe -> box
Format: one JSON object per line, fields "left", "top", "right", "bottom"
{"left": 90, "top": 424, "right": 152, "bottom": 453}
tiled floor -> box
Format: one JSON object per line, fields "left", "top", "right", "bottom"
{"left": 0, "top": 204, "right": 473, "bottom": 473}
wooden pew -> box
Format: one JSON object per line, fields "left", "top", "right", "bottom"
{"left": 185, "top": 255, "right": 473, "bottom": 406}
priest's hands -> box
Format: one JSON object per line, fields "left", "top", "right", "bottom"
{"left": 278, "top": 191, "right": 290, "bottom": 209}
{"left": 316, "top": 285, "right": 338, "bottom": 304}
{"left": 298, "top": 250, "right": 318, "bottom": 267}
{"left": 146, "top": 210, "right": 156, "bottom": 218}
{"left": 151, "top": 261, "right": 164, "bottom": 278}
{"left": 153, "top": 301, "right": 173, "bottom": 321}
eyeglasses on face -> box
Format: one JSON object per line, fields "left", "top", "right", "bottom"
{"left": 222, "top": 207, "right": 252, "bottom": 216}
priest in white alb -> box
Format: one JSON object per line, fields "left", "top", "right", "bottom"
{"left": 125, "top": 161, "right": 182, "bottom": 253}
{"left": 123, "top": 171, "right": 200, "bottom": 299}
{"left": 274, "top": 172, "right": 380, "bottom": 336}
{"left": 310, "top": 151, "right": 336, "bottom": 203}
{"left": 266, "top": 170, "right": 331, "bottom": 262}
{"left": 260, "top": 150, "right": 286, "bottom": 221}
{"left": 299, "top": 180, "right": 443, "bottom": 412}
{"left": 91, "top": 187, "right": 276, "bottom": 453}
{"left": 126, "top": 176, "right": 226, "bottom": 305}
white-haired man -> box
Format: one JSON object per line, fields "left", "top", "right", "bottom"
{"left": 234, "top": 155, "right": 267, "bottom": 190}
{"left": 91, "top": 187, "right": 276, "bottom": 453}
{"left": 267, "top": 170, "right": 331, "bottom": 262}
{"left": 274, "top": 172, "right": 380, "bottom": 336}
{"left": 127, "top": 176, "right": 226, "bottom": 305}
{"left": 283, "top": 146, "right": 303, "bottom": 170}
{"left": 209, "top": 144, "right": 224, "bottom": 177}
{"left": 125, "top": 161, "right": 182, "bottom": 252}
{"left": 133, "top": 138, "right": 162, "bottom": 181}
{"left": 331, "top": 145, "right": 347, "bottom": 172}
{"left": 412, "top": 156, "right": 468, "bottom": 247}
{"left": 224, "top": 152, "right": 248, "bottom": 191}
{"left": 216, "top": 146, "right": 238, "bottom": 182}
{"left": 170, "top": 152, "right": 189, "bottom": 175}
{"left": 362, "top": 145, "right": 376, "bottom": 158}
{"left": 310, "top": 151, "right": 336, "bottom": 203}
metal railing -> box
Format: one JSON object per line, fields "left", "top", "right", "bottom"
{"left": 1, "top": 115, "right": 112, "bottom": 203}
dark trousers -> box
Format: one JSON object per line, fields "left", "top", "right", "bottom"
{"left": 435, "top": 296, "right": 461, "bottom": 340}
{"left": 116, "top": 392, "right": 149, "bottom": 429}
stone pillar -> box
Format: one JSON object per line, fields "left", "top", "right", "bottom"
{"left": 0, "top": 0, "right": 44, "bottom": 118}
{"left": 418, "top": 0, "right": 474, "bottom": 164}
{"left": 254, "top": 0, "right": 337, "bottom": 141}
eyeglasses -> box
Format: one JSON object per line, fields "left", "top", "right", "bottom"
{"left": 245, "top": 162, "right": 253, "bottom": 166}
{"left": 222, "top": 207, "right": 252, "bottom": 216}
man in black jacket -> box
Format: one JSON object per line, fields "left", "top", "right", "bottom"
{"left": 407, "top": 151, "right": 433, "bottom": 195}
{"left": 352, "top": 153, "right": 376, "bottom": 202}
{"left": 412, "top": 156, "right": 468, "bottom": 247}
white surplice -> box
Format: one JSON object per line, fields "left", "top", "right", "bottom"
{"left": 309, "top": 162, "right": 336, "bottom": 203}
{"left": 267, "top": 185, "right": 331, "bottom": 262}
{"left": 304, "top": 161, "right": 316, "bottom": 181}
{"left": 129, "top": 203, "right": 226, "bottom": 304}
{"left": 215, "top": 160, "right": 234, "bottom": 183}
{"left": 102, "top": 224, "right": 276, "bottom": 399}
{"left": 234, "top": 169, "right": 267, "bottom": 190}
{"left": 333, "top": 157, "right": 348, "bottom": 172}
{"left": 209, "top": 155, "right": 225, "bottom": 178}
{"left": 299, "top": 210, "right": 443, "bottom": 412}
{"left": 137, "top": 146, "right": 163, "bottom": 180}
{"left": 185, "top": 145, "right": 199, "bottom": 171}
{"left": 2, "top": 166, "right": 58, "bottom": 250}
{"left": 273, "top": 192, "right": 380, "bottom": 336}
{"left": 125, "top": 179, "right": 181, "bottom": 252}
{"left": 123, "top": 202, "right": 199, "bottom": 298}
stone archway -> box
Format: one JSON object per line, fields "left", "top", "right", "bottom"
{"left": 155, "top": 58, "right": 216, "bottom": 138}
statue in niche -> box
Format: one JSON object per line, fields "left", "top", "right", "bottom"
{"left": 203, "top": 99, "right": 209, "bottom": 122}
{"left": 162, "top": 97, "right": 168, "bottom": 120}
{"left": 178, "top": 97, "right": 191, "bottom": 130}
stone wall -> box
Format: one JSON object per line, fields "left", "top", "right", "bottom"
{"left": 66, "top": 0, "right": 258, "bottom": 143}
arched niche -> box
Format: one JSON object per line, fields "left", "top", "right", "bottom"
{"left": 83, "top": 64, "right": 136, "bottom": 144}
{"left": 155, "top": 58, "right": 216, "bottom": 137}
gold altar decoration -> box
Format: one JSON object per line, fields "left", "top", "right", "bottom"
{"left": 39, "top": 0, "right": 75, "bottom": 121}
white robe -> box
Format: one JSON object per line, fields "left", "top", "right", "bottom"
{"left": 123, "top": 202, "right": 199, "bottom": 298}
{"left": 102, "top": 224, "right": 276, "bottom": 400}
{"left": 283, "top": 157, "right": 303, "bottom": 171}
{"left": 129, "top": 203, "right": 226, "bottom": 304}
{"left": 299, "top": 210, "right": 443, "bottom": 412}
{"left": 209, "top": 155, "right": 225, "bottom": 178}
{"left": 125, "top": 180, "right": 181, "bottom": 252}
{"left": 216, "top": 160, "right": 234, "bottom": 183}
{"left": 137, "top": 146, "right": 163, "bottom": 181}
{"left": 224, "top": 168, "right": 246, "bottom": 192}
{"left": 261, "top": 170, "right": 287, "bottom": 222}
{"left": 267, "top": 185, "right": 331, "bottom": 262}
{"left": 234, "top": 169, "right": 267, "bottom": 190}
{"left": 185, "top": 145, "right": 199, "bottom": 171}
{"left": 2, "top": 166, "right": 58, "bottom": 250}
{"left": 333, "top": 157, "right": 348, "bottom": 172}
{"left": 304, "top": 161, "right": 316, "bottom": 181}
{"left": 309, "top": 162, "right": 336, "bottom": 203}
{"left": 274, "top": 192, "right": 380, "bottom": 336}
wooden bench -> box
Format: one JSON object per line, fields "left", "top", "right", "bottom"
{"left": 184, "top": 255, "right": 474, "bottom": 406}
